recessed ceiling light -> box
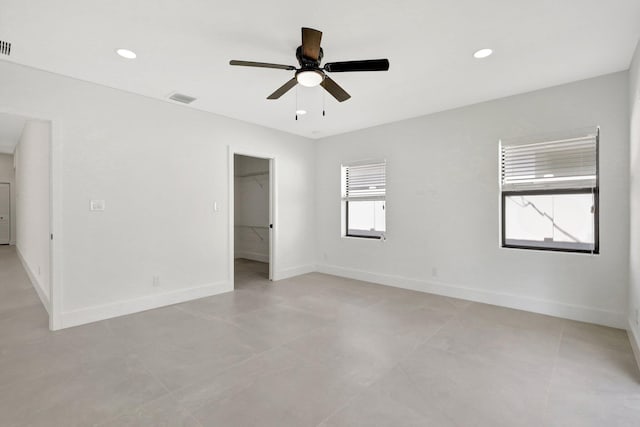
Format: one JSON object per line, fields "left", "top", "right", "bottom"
{"left": 296, "top": 109, "right": 307, "bottom": 115}
{"left": 473, "top": 48, "right": 493, "bottom": 59}
{"left": 116, "top": 48, "right": 137, "bottom": 59}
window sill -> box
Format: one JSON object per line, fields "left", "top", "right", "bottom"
{"left": 342, "top": 235, "right": 385, "bottom": 241}
{"left": 500, "top": 245, "right": 599, "bottom": 256}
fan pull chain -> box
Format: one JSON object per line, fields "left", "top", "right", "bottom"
{"left": 295, "top": 86, "right": 298, "bottom": 120}
{"left": 322, "top": 90, "right": 326, "bottom": 117}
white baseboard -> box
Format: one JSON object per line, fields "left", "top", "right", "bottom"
{"left": 628, "top": 318, "right": 640, "bottom": 373}
{"left": 58, "top": 280, "right": 232, "bottom": 329}
{"left": 273, "top": 264, "right": 316, "bottom": 281}
{"left": 316, "top": 264, "right": 626, "bottom": 329}
{"left": 16, "top": 247, "right": 51, "bottom": 314}
{"left": 235, "top": 251, "right": 269, "bottom": 263}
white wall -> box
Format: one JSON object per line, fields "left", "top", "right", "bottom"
{"left": 629, "top": 41, "right": 640, "bottom": 360}
{"left": 316, "top": 72, "right": 630, "bottom": 328}
{"left": 0, "top": 58, "right": 631, "bottom": 332}
{"left": 14, "top": 121, "right": 51, "bottom": 308}
{"left": 234, "top": 155, "right": 270, "bottom": 263}
{"left": 0, "top": 60, "right": 315, "bottom": 329}
{"left": 0, "top": 153, "right": 16, "bottom": 244}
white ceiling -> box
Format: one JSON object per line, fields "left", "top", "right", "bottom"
{"left": 0, "top": 0, "right": 639, "bottom": 139}
{"left": 0, "top": 113, "right": 26, "bottom": 154}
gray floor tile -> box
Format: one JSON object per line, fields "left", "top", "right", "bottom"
{"left": 177, "top": 287, "right": 285, "bottom": 320}
{"left": 394, "top": 346, "right": 549, "bottom": 426}
{"left": 101, "top": 394, "right": 202, "bottom": 427}
{"left": 171, "top": 346, "right": 308, "bottom": 413}
{"left": 191, "top": 358, "right": 364, "bottom": 427}
{"left": 0, "top": 352, "right": 167, "bottom": 426}
{"left": 227, "top": 303, "right": 331, "bottom": 348}
{"left": 426, "top": 315, "right": 563, "bottom": 380}
{"left": 0, "top": 250, "right": 638, "bottom": 427}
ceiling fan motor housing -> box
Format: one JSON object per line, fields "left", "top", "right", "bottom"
{"left": 296, "top": 46, "right": 323, "bottom": 69}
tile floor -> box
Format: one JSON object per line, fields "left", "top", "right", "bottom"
{"left": 1, "top": 247, "right": 639, "bottom": 426}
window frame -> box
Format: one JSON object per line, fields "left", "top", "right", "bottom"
{"left": 500, "top": 128, "right": 600, "bottom": 255}
{"left": 345, "top": 200, "right": 386, "bottom": 239}
{"left": 501, "top": 188, "right": 599, "bottom": 254}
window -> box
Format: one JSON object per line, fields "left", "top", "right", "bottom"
{"left": 500, "top": 129, "right": 599, "bottom": 253}
{"left": 342, "top": 161, "right": 386, "bottom": 238}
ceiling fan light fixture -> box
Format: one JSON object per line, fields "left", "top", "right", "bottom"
{"left": 296, "top": 70, "right": 323, "bottom": 87}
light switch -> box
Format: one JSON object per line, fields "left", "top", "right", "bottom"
{"left": 90, "top": 200, "right": 105, "bottom": 211}
{"left": 214, "top": 202, "right": 219, "bottom": 212}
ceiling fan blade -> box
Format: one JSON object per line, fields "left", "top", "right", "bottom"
{"left": 230, "top": 60, "right": 296, "bottom": 71}
{"left": 324, "top": 59, "right": 390, "bottom": 73}
{"left": 267, "top": 78, "right": 298, "bottom": 100}
{"left": 320, "top": 77, "right": 351, "bottom": 102}
{"left": 301, "top": 27, "right": 322, "bottom": 60}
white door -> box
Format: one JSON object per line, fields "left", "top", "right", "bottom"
{"left": 0, "top": 183, "right": 9, "bottom": 244}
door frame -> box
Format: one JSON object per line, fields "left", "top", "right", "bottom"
{"left": 0, "top": 182, "right": 10, "bottom": 245}
{"left": 0, "top": 111, "right": 60, "bottom": 331}
{"left": 227, "top": 146, "right": 277, "bottom": 287}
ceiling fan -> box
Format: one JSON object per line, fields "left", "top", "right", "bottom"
{"left": 230, "top": 27, "right": 390, "bottom": 103}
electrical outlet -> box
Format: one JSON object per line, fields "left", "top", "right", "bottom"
{"left": 432, "top": 267, "right": 438, "bottom": 278}
{"left": 152, "top": 276, "right": 160, "bottom": 287}
{"left": 37, "top": 266, "right": 41, "bottom": 275}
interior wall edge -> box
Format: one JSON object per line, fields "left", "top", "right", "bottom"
{"left": 317, "top": 263, "right": 627, "bottom": 329}
{"left": 628, "top": 38, "right": 640, "bottom": 366}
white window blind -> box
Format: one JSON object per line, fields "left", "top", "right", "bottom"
{"left": 501, "top": 133, "right": 598, "bottom": 192}
{"left": 342, "top": 162, "right": 386, "bottom": 201}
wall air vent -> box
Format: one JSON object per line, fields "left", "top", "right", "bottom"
{"left": 169, "top": 93, "right": 197, "bottom": 104}
{"left": 0, "top": 40, "right": 11, "bottom": 56}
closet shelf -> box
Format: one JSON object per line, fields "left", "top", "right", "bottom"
{"left": 234, "top": 171, "right": 268, "bottom": 178}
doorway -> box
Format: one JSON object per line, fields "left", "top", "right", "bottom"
{"left": 230, "top": 152, "right": 275, "bottom": 287}
{"left": 0, "top": 112, "right": 54, "bottom": 325}
{"left": 0, "top": 183, "right": 9, "bottom": 244}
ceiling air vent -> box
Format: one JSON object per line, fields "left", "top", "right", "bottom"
{"left": 169, "top": 93, "right": 197, "bottom": 104}
{"left": 0, "top": 40, "right": 11, "bottom": 56}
